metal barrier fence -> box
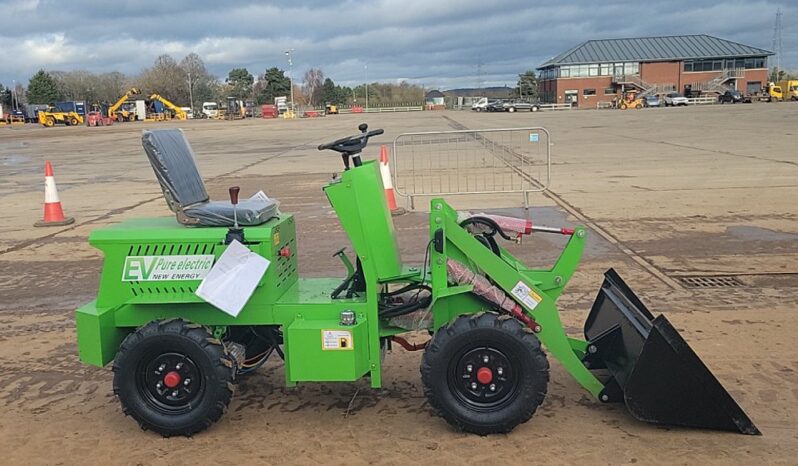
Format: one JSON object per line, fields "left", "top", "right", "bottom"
{"left": 392, "top": 127, "right": 551, "bottom": 209}
{"left": 539, "top": 103, "right": 573, "bottom": 111}
{"left": 687, "top": 96, "right": 718, "bottom": 105}
{"left": 337, "top": 106, "right": 424, "bottom": 114}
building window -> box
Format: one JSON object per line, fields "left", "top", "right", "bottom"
{"left": 583, "top": 88, "right": 596, "bottom": 96}
{"left": 600, "top": 64, "right": 611, "bottom": 76}
{"left": 685, "top": 57, "right": 768, "bottom": 72}
{"left": 560, "top": 66, "right": 570, "bottom": 78}
{"left": 588, "top": 64, "right": 599, "bottom": 77}
{"left": 604, "top": 87, "right": 616, "bottom": 95}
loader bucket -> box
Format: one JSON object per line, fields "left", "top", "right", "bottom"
{"left": 583, "top": 269, "right": 760, "bottom": 435}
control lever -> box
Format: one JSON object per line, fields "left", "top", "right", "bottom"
{"left": 351, "top": 123, "right": 368, "bottom": 168}
{"left": 224, "top": 186, "right": 245, "bottom": 244}
{"left": 230, "top": 186, "right": 240, "bottom": 228}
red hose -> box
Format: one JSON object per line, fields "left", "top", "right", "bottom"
{"left": 391, "top": 336, "right": 428, "bottom": 351}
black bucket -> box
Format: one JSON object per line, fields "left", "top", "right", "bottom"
{"left": 583, "top": 269, "right": 760, "bottom": 435}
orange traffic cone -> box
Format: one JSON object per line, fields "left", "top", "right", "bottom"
{"left": 34, "top": 160, "right": 75, "bottom": 227}
{"left": 379, "top": 145, "right": 406, "bottom": 216}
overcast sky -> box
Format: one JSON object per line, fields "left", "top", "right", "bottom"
{"left": 1, "top": 0, "right": 795, "bottom": 89}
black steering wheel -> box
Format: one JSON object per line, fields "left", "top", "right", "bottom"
{"left": 318, "top": 123, "right": 384, "bottom": 170}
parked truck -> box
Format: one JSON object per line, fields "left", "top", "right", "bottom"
{"left": 202, "top": 101, "right": 219, "bottom": 118}
{"left": 768, "top": 81, "right": 798, "bottom": 101}
{"left": 274, "top": 96, "right": 288, "bottom": 114}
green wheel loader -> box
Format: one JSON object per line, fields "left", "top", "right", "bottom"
{"left": 75, "top": 125, "right": 759, "bottom": 437}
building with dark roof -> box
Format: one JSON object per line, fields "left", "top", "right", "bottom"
{"left": 537, "top": 35, "right": 773, "bottom": 106}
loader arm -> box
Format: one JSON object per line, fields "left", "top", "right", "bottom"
{"left": 428, "top": 199, "right": 605, "bottom": 397}
{"left": 108, "top": 87, "right": 141, "bottom": 118}
{"left": 149, "top": 94, "right": 187, "bottom": 120}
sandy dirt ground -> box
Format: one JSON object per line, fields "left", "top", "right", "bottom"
{"left": 1, "top": 104, "right": 797, "bottom": 464}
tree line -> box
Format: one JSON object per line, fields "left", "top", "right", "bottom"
{"left": 4, "top": 53, "right": 427, "bottom": 110}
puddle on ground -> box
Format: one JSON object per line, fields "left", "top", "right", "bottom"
{"left": 725, "top": 226, "right": 798, "bottom": 242}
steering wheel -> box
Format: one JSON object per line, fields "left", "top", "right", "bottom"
{"left": 318, "top": 123, "right": 384, "bottom": 170}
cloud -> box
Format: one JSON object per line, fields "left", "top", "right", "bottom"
{"left": 0, "top": 0, "right": 794, "bottom": 89}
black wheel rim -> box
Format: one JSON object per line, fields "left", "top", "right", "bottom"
{"left": 136, "top": 352, "right": 204, "bottom": 414}
{"left": 448, "top": 345, "right": 519, "bottom": 411}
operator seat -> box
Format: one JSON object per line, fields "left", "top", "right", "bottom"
{"left": 141, "top": 128, "right": 278, "bottom": 226}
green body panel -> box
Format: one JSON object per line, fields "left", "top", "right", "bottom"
{"left": 286, "top": 318, "right": 370, "bottom": 381}
{"left": 323, "top": 161, "right": 403, "bottom": 281}
{"left": 75, "top": 156, "right": 605, "bottom": 399}
{"left": 75, "top": 299, "right": 128, "bottom": 366}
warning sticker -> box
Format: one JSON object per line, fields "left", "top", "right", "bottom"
{"left": 511, "top": 281, "right": 542, "bottom": 310}
{"left": 322, "top": 330, "right": 353, "bottom": 351}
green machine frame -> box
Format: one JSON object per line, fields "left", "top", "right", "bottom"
{"left": 76, "top": 159, "right": 600, "bottom": 393}
{"left": 76, "top": 131, "right": 759, "bottom": 435}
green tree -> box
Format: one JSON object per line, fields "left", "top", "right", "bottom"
{"left": 27, "top": 69, "right": 61, "bottom": 104}
{"left": 321, "top": 78, "right": 339, "bottom": 104}
{"left": 0, "top": 83, "right": 12, "bottom": 107}
{"left": 515, "top": 70, "right": 538, "bottom": 100}
{"left": 769, "top": 67, "right": 785, "bottom": 83}
{"left": 254, "top": 67, "right": 291, "bottom": 104}
{"left": 227, "top": 68, "right": 254, "bottom": 99}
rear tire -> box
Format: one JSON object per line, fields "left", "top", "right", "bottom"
{"left": 69, "top": 117, "right": 79, "bottom": 126}
{"left": 44, "top": 117, "right": 55, "bottom": 127}
{"left": 508, "top": 107, "right": 516, "bottom": 112}
{"left": 112, "top": 319, "right": 235, "bottom": 437}
{"left": 421, "top": 313, "right": 549, "bottom": 435}
{"left": 531, "top": 105, "right": 539, "bottom": 112}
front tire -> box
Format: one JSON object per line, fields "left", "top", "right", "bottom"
{"left": 421, "top": 313, "right": 549, "bottom": 435}
{"left": 112, "top": 319, "right": 235, "bottom": 437}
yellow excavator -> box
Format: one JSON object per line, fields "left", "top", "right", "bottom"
{"left": 148, "top": 94, "right": 188, "bottom": 121}
{"left": 109, "top": 88, "right": 141, "bottom": 122}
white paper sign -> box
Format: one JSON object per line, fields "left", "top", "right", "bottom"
{"left": 196, "top": 240, "right": 270, "bottom": 317}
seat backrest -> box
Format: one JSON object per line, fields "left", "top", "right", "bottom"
{"left": 142, "top": 129, "right": 209, "bottom": 213}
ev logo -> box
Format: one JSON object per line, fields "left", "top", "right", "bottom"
{"left": 122, "top": 255, "right": 215, "bottom": 281}
{"left": 123, "top": 256, "right": 157, "bottom": 281}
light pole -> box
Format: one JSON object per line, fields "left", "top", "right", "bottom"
{"left": 187, "top": 70, "right": 194, "bottom": 117}
{"left": 11, "top": 79, "right": 17, "bottom": 111}
{"left": 285, "top": 49, "right": 295, "bottom": 113}
{"left": 364, "top": 64, "right": 368, "bottom": 110}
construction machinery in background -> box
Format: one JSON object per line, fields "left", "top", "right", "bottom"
{"left": 201, "top": 101, "right": 219, "bottom": 118}
{"left": 768, "top": 81, "right": 798, "bottom": 101}
{"left": 223, "top": 97, "right": 244, "bottom": 120}
{"left": 109, "top": 88, "right": 142, "bottom": 122}
{"left": 38, "top": 107, "right": 84, "bottom": 127}
{"left": 87, "top": 103, "right": 114, "bottom": 126}
{"left": 75, "top": 124, "right": 759, "bottom": 438}
{"left": 326, "top": 103, "right": 339, "bottom": 114}
{"left": 147, "top": 94, "right": 188, "bottom": 121}
{"left": 618, "top": 90, "right": 644, "bottom": 109}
